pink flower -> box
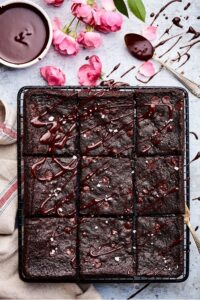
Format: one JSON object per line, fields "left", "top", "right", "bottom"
{"left": 142, "top": 26, "right": 157, "bottom": 41}
{"left": 77, "top": 31, "right": 102, "bottom": 49}
{"left": 40, "top": 66, "right": 66, "bottom": 86}
{"left": 78, "top": 55, "right": 102, "bottom": 86}
{"left": 101, "top": 0, "right": 115, "bottom": 11}
{"left": 139, "top": 61, "right": 155, "bottom": 77}
{"left": 52, "top": 18, "right": 79, "bottom": 56}
{"left": 71, "top": 1, "right": 99, "bottom": 26}
{"left": 45, "top": 0, "right": 64, "bottom": 7}
{"left": 95, "top": 10, "right": 123, "bottom": 33}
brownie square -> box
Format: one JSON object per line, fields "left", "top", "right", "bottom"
{"left": 137, "top": 216, "right": 184, "bottom": 277}
{"left": 80, "top": 157, "right": 133, "bottom": 215}
{"left": 79, "top": 218, "right": 135, "bottom": 276}
{"left": 79, "top": 90, "right": 134, "bottom": 157}
{"left": 135, "top": 156, "right": 184, "bottom": 215}
{"left": 24, "top": 156, "right": 78, "bottom": 217}
{"left": 136, "top": 88, "right": 185, "bottom": 155}
{"left": 24, "top": 89, "right": 78, "bottom": 156}
{"left": 23, "top": 218, "right": 77, "bottom": 279}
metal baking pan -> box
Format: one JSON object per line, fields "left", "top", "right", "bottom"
{"left": 17, "top": 86, "right": 190, "bottom": 283}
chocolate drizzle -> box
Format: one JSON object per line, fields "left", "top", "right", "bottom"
{"left": 158, "top": 36, "right": 182, "bottom": 59}
{"left": 120, "top": 65, "right": 136, "bottom": 78}
{"left": 187, "top": 26, "right": 200, "bottom": 40}
{"left": 151, "top": 0, "right": 182, "bottom": 25}
{"left": 172, "top": 17, "right": 183, "bottom": 28}
{"left": 184, "top": 2, "right": 191, "bottom": 10}
{"left": 106, "top": 63, "right": 121, "bottom": 77}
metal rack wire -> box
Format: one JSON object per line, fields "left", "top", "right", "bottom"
{"left": 17, "top": 86, "right": 190, "bottom": 283}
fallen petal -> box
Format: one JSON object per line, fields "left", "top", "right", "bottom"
{"left": 139, "top": 61, "right": 155, "bottom": 77}
{"left": 142, "top": 26, "right": 157, "bottom": 41}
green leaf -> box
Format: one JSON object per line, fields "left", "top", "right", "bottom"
{"left": 113, "top": 0, "right": 129, "bottom": 18}
{"left": 127, "top": 0, "right": 146, "bottom": 22}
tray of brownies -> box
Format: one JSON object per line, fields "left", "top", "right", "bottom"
{"left": 17, "top": 86, "right": 190, "bottom": 283}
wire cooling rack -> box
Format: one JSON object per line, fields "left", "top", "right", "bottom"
{"left": 17, "top": 86, "right": 190, "bottom": 283}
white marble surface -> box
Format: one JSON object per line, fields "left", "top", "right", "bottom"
{"left": 0, "top": 0, "right": 199, "bottom": 299}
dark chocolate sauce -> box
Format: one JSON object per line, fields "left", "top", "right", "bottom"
{"left": 106, "top": 63, "right": 121, "bottom": 78}
{"left": 191, "top": 151, "right": 200, "bottom": 163}
{"left": 180, "top": 39, "right": 200, "bottom": 49}
{"left": 151, "top": 0, "right": 182, "bottom": 25}
{"left": 150, "top": 12, "right": 155, "bottom": 17}
{"left": 159, "top": 36, "right": 182, "bottom": 59}
{"left": 172, "top": 17, "right": 183, "bottom": 28}
{"left": 120, "top": 65, "right": 136, "bottom": 78}
{"left": 100, "top": 79, "right": 115, "bottom": 86}
{"left": 89, "top": 244, "right": 124, "bottom": 258}
{"left": 100, "top": 79, "right": 129, "bottom": 87}
{"left": 184, "top": 2, "right": 191, "bottom": 10}
{"left": 187, "top": 26, "right": 200, "bottom": 40}
{"left": 155, "top": 33, "right": 182, "bottom": 48}
{"left": 124, "top": 34, "right": 154, "bottom": 61}
{"left": 197, "top": 16, "right": 200, "bottom": 20}
{"left": 159, "top": 25, "right": 173, "bottom": 39}
{"left": 190, "top": 131, "right": 198, "bottom": 140}
{"left": 0, "top": 3, "right": 49, "bottom": 64}
{"left": 172, "top": 51, "right": 190, "bottom": 68}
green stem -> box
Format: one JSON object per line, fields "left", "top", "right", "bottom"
{"left": 63, "top": 16, "right": 76, "bottom": 34}
{"left": 74, "top": 20, "right": 80, "bottom": 32}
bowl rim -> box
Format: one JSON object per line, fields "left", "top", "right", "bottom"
{"left": 0, "top": 0, "right": 53, "bottom": 69}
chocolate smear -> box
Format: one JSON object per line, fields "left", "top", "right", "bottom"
{"left": 120, "top": 65, "right": 136, "bottom": 78}
{"left": 151, "top": 0, "right": 182, "bottom": 25}
{"left": 192, "top": 197, "right": 200, "bottom": 201}
{"left": 184, "top": 2, "right": 191, "bottom": 10}
{"left": 106, "top": 63, "right": 121, "bottom": 78}
{"left": 191, "top": 151, "right": 200, "bottom": 163}
{"left": 190, "top": 131, "right": 198, "bottom": 140}
{"left": 172, "top": 17, "right": 183, "bottom": 28}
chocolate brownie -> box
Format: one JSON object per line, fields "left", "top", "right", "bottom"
{"left": 136, "top": 88, "right": 185, "bottom": 155}
{"left": 80, "top": 157, "right": 133, "bottom": 215}
{"left": 79, "top": 218, "right": 135, "bottom": 276}
{"left": 135, "top": 156, "right": 184, "bottom": 215}
{"left": 79, "top": 90, "right": 134, "bottom": 157}
{"left": 24, "top": 156, "right": 78, "bottom": 217}
{"left": 137, "top": 216, "right": 184, "bottom": 277}
{"left": 23, "top": 218, "right": 77, "bottom": 279}
{"left": 24, "top": 89, "right": 78, "bottom": 156}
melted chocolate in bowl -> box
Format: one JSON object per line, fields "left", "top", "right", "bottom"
{"left": 0, "top": 3, "right": 50, "bottom": 65}
{"left": 124, "top": 33, "right": 154, "bottom": 61}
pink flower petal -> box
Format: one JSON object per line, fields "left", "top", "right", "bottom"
{"left": 40, "top": 66, "right": 66, "bottom": 86}
{"left": 136, "top": 72, "right": 149, "bottom": 83}
{"left": 53, "top": 17, "right": 62, "bottom": 30}
{"left": 142, "top": 26, "right": 157, "bottom": 41}
{"left": 101, "top": 0, "right": 116, "bottom": 11}
{"left": 78, "top": 55, "right": 102, "bottom": 86}
{"left": 139, "top": 61, "right": 155, "bottom": 77}
{"left": 45, "top": 0, "right": 64, "bottom": 7}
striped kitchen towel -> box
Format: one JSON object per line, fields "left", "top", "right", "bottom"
{"left": 0, "top": 99, "right": 101, "bottom": 300}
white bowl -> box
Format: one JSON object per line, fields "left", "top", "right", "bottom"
{"left": 0, "top": 0, "right": 53, "bottom": 69}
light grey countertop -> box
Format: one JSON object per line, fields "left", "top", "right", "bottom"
{"left": 0, "top": 0, "right": 199, "bottom": 299}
